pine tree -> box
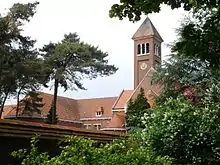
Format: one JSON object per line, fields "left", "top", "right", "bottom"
{"left": 126, "top": 88, "right": 150, "bottom": 129}
{"left": 41, "top": 33, "right": 118, "bottom": 124}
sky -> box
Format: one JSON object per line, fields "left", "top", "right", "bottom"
{"left": 0, "top": 0, "right": 187, "bottom": 104}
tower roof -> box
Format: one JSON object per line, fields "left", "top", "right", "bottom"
{"left": 132, "top": 17, "right": 163, "bottom": 42}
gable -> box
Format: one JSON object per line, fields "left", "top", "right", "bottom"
{"left": 112, "top": 90, "right": 133, "bottom": 110}
{"left": 128, "top": 67, "right": 163, "bottom": 107}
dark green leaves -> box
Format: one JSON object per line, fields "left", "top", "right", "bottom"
{"left": 109, "top": 0, "right": 219, "bottom": 22}
{"left": 12, "top": 135, "right": 172, "bottom": 165}
{"left": 0, "top": 2, "right": 43, "bottom": 117}
{"left": 143, "top": 95, "right": 220, "bottom": 164}
{"left": 41, "top": 33, "right": 118, "bottom": 123}
{"left": 41, "top": 33, "right": 118, "bottom": 91}
{"left": 126, "top": 88, "right": 151, "bottom": 129}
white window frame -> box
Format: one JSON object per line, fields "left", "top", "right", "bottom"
{"left": 137, "top": 43, "right": 150, "bottom": 56}
{"left": 84, "top": 124, "right": 92, "bottom": 129}
{"left": 154, "top": 44, "right": 160, "bottom": 56}
{"left": 96, "top": 111, "right": 103, "bottom": 117}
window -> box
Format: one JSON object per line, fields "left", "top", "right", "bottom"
{"left": 94, "top": 124, "right": 101, "bottom": 130}
{"left": 146, "top": 43, "right": 150, "bottom": 53}
{"left": 154, "top": 44, "right": 160, "bottom": 56}
{"left": 158, "top": 46, "right": 161, "bottom": 57}
{"left": 141, "top": 43, "right": 145, "bottom": 54}
{"left": 137, "top": 44, "right": 141, "bottom": 55}
{"left": 138, "top": 43, "right": 151, "bottom": 56}
{"left": 84, "top": 124, "right": 92, "bottom": 129}
{"left": 96, "top": 111, "right": 103, "bottom": 117}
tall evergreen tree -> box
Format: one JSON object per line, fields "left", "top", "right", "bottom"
{"left": 0, "top": 2, "right": 44, "bottom": 118}
{"left": 126, "top": 88, "right": 150, "bottom": 129}
{"left": 41, "top": 33, "right": 118, "bottom": 124}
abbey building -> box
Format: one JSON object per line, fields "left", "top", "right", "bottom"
{"left": 2, "top": 17, "right": 163, "bottom": 133}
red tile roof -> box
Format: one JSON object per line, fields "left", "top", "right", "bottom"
{"left": 112, "top": 90, "right": 133, "bottom": 109}
{"left": 1, "top": 105, "right": 16, "bottom": 119}
{"left": 3, "top": 92, "right": 118, "bottom": 123}
{"left": 107, "top": 112, "right": 126, "bottom": 128}
{"left": 77, "top": 97, "right": 117, "bottom": 118}
{"left": 5, "top": 92, "right": 80, "bottom": 121}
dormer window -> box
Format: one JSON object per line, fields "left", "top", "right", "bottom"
{"left": 96, "top": 107, "right": 104, "bottom": 117}
{"left": 96, "top": 111, "right": 103, "bottom": 117}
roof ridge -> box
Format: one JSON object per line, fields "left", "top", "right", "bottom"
{"left": 77, "top": 96, "right": 118, "bottom": 101}
{"left": 112, "top": 90, "right": 124, "bottom": 109}
{"left": 132, "top": 17, "right": 163, "bottom": 41}
{"left": 39, "top": 91, "right": 77, "bottom": 101}
{"left": 127, "top": 67, "right": 156, "bottom": 103}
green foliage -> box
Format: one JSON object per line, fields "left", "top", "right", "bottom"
{"left": 142, "top": 89, "right": 220, "bottom": 164}
{"left": 12, "top": 135, "right": 172, "bottom": 165}
{"left": 0, "top": 1, "right": 45, "bottom": 117}
{"left": 152, "top": 55, "right": 219, "bottom": 103}
{"left": 41, "top": 33, "right": 118, "bottom": 124}
{"left": 152, "top": 7, "right": 220, "bottom": 103}
{"left": 126, "top": 88, "right": 150, "bottom": 129}
{"left": 12, "top": 137, "right": 50, "bottom": 165}
{"left": 173, "top": 9, "right": 220, "bottom": 70}
{"left": 109, "top": 0, "right": 219, "bottom": 21}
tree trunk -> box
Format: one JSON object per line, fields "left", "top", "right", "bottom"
{"left": 0, "top": 91, "right": 9, "bottom": 118}
{"left": 16, "top": 88, "right": 22, "bottom": 119}
{"left": 51, "top": 78, "right": 59, "bottom": 124}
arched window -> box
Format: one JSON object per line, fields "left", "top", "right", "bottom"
{"left": 141, "top": 43, "right": 145, "bottom": 54}
{"left": 137, "top": 44, "right": 141, "bottom": 55}
{"left": 146, "top": 43, "right": 150, "bottom": 53}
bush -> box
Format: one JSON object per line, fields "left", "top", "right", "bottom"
{"left": 12, "top": 135, "right": 172, "bottom": 165}
{"left": 142, "top": 95, "right": 220, "bottom": 165}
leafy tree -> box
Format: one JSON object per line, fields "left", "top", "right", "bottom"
{"left": 0, "top": 1, "right": 41, "bottom": 118}
{"left": 152, "top": 55, "right": 218, "bottom": 103}
{"left": 126, "top": 88, "right": 150, "bottom": 129}
{"left": 12, "top": 135, "right": 172, "bottom": 165}
{"left": 109, "top": 0, "right": 219, "bottom": 22}
{"left": 41, "top": 33, "right": 118, "bottom": 124}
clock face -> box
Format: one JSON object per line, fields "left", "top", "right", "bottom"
{"left": 140, "top": 62, "right": 147, "bottom": 70}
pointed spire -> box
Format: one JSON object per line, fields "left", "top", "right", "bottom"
{"left": 132, "top": 17, "right": 163, "bottom": 42}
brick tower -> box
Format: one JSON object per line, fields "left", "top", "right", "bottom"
{"left": 132, "top": 17, "right": 163, "bottom": 89}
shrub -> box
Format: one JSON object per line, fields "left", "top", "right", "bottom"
{"left": 12, "top": 135, "right": 172, "bottom": 165}
{"left": 142, "top": 95, "right": 220, "bottom": 165}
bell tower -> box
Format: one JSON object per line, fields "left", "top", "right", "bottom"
{"left": 132, "top": 17, "right": 163, "bottom": 89}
